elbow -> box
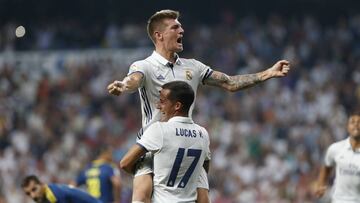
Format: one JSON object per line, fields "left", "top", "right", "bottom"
{"left": 119, "top": 160, "right": 130, "bottom": 172}
{"left": 222, "top": 82, "right": 239, "bottom": 92}
{"left": 228, "top": 87, "right": 238, "bottom": 93}
{"left": 119, "top": 159, "right": 136, "bottom": 174}
{"left": 226, "top": 85, "right": 238, "bottom": 92}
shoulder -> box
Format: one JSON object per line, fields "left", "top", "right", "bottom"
{"left": 48, "top": 183, "right": 58, "bottom": 191}
{"left": 145, "top": 121, "right": 163, "bottom": 132}
{"left": 328, "top": 139, "right": 347, "bottom": 153}
{"left": 130, "top": 58, "right": 154, "bottom": 69}
{"left": 197, "top": 124, "right": 209, "bottom": 134}
{"left": 130, "top": 60, "right": 146, "bottom": 67}
{"left": 101, "top": 163, "right": 116, "bottom": 170}
{"left": 180, "top": 58, "right": 204, "bottom": 67}
{"left": 194, "top": 124, "right": 210, "bottom": 139}
{"left": 52, "top": 184, "right": 71, "bottom": 192}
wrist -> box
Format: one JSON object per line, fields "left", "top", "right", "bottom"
{"left": 258, "top": 70, "right": 271, "bottom": 81}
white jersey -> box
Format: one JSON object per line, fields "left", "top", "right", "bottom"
{"left": 137, "top": 116, "right": 211, "bottom": 203}
{"left": 128, "top": 51, "right": 213, "bottom": 138}
{"left": 324, "top": 137, "right": 360, "bottom": 203}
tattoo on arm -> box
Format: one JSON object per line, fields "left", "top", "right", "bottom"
{"left": 205, "top": 71, "right": 262, "bottom": 92}
{"left": 122, "top": 72, "right": 144, "bottom": 93}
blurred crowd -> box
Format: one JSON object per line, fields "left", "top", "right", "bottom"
{"left": 1, "top": 14, "right": 360, "bottom": 203}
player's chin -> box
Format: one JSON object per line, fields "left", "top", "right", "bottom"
{"left": 175, "top": 44, "right": 183, "bottom": 52}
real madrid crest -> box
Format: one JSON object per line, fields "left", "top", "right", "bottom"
{"left": 185, "top": 70, "right": 193, "bottom": 80}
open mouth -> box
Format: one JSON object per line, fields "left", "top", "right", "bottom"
{"left": 177, "top": 37, "right": 182, "bottom": 44}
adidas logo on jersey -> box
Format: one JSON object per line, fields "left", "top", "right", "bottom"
{"left": 157, "top": 75, "right": 165, "bottom": 80}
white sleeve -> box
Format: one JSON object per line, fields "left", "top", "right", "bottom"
{"left": 192, "top": 59, "right": 213, "bottom": 84}
{"left": 324, "top": 144, "right": 336, "bottom": 167}
{"left": 127, "top": 61, "right": 146, "bottom": 87}
{"left": 137, "top": 122, "right": 163, "bottom": 153}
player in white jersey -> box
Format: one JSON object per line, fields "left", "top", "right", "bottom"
{"left": 314, "top": 114, "right": 360, "bottom": 203}
{"left": 127, "top": 51, "right": 212, "bottom": 137}
{"left": 107, "top": 9, "right": 291, "bottom": 203}
{"left": 120, "top": 81, "right": 211, "bottom": 203}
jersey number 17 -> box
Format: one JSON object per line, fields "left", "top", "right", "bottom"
{"left": 166, "top": 148, "right": 202, "bottom": 188}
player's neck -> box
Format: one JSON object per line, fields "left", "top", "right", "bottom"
{"left": 350, "top": 136, "right": 360, "bottom": 150}
{"left": 172, "top": 111, "right": 188, "bottom": 118}
{"left": 155, "top": 48, "right": 177, "bottom": 63}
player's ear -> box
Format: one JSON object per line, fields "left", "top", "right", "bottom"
{"left": 174, "top": 101, "right": 182, "bottom": 112}
{"left": 154, "top": 31, "right": 163, "bottom": 41}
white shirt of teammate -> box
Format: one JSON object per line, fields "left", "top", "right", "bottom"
{"left": 137, "top": 116, "right": 211, "bottom": 203}
{"left": 324, "top": 137, "right": 360, "bottom": 203}
{"left": 128, "top": 51, "right": 213, "bottom": 137}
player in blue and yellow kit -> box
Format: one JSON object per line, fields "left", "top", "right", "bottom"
{"left": 76, "top": 147, "right": 121, "bottom": 203}
{"left": 22, "top": 175, "right": 100, "bottom": 203}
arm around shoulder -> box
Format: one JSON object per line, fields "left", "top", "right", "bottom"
{"left": 119, "top": 144, "right": 147, "bottom": 174}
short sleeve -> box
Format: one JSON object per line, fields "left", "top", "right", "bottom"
{"left": 127, "top": 61, "right": 146, "bottom": 88}
{"left": 324, "top": 144, "right": 336, "bottom": 167}
{"left": 192, "top": 59, "right": 213, "bottom": 84}
{"left": 137, "top": 122, "right": 163, "bottom": 153}
{"left": 128, "top": 61, "right": 146, "bottom": 76}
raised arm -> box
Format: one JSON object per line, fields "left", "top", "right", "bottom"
{"left": 107, "top": 72, "right": 144, "bottom": 96}
{"left": 314, "top": 166, "right": 333, "bottom": 198}
{"left": 204, "top": 60, "right": 290, "bottom": 92}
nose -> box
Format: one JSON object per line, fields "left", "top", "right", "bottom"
{"left": 179, "top": 26, "right": 184, "bottom": 34}
{"left": 30, "top": 192, "right": 36, "bottom": 199}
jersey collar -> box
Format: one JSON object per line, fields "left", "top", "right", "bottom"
{"left": 44, "top": 185, "right": 57, "bottom": 203}
{"left": 151, "top": 51, "right": 182, "bottom": 66}
{"left": 347, "top": 137, "right": 360, "bottom": 152}
{"left": 168, "top": 116, "right": 194, "bottom": 124}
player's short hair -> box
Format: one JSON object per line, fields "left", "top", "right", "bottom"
{"left": 21, "top": 175, "right": 41, "bottom": 188}
{"left": 162, "top": 81, "right": 194, "bottom": 114}
{"left": 94, "top": 145, "right": 113, "bottom": 158}
{"left": 147, "top": 9, "right": 180, "bottom": 44}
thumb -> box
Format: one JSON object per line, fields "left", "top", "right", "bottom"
{"left": 278, "top": 60, "right": 290, "bottom": 66}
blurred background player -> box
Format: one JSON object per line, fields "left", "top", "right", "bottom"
{"left": 120, "top": 81, "right": 211, "bottom": 203}
{"left": 107, "top": 9, "right": 290, "bottom": 203}
{"left": 22, "top": 175, "right": 101, "bottom": 203}
{"left": 75, "top": 147, "right": 121, "bottom": 203}
{"left": 314, "top": 114, "right": 360, "bottom": 203}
